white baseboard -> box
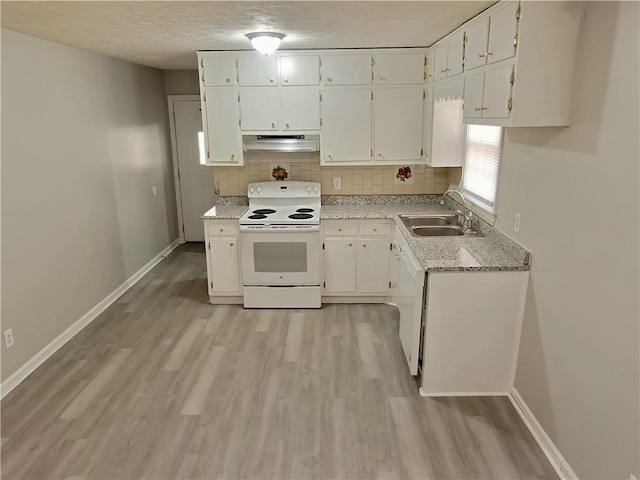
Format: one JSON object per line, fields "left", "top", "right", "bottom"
{"left": 508, "top": 388, "right": 578, "bottom": 480}
{"left": 1, "top": 239, "right": 181, "bottom": 399}
{"left": 419, "top": 387, "right": 509, "bottom": 397}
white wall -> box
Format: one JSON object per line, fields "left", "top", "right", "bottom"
{"left": 495, "top": 3, "right": 639, "bottom": 479}
{"left": 1, "top": 29, "right": 178, "bottom": 382}
{"left": 162, "top": 70, "right": 199, "bottom": 95}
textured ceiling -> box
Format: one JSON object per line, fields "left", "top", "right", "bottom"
{"left": 0, "top": 1, "right": 494, "bottom": 70}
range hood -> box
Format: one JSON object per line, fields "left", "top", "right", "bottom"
{"left": 242, "top": 134, "right": 320, "bottom": 153}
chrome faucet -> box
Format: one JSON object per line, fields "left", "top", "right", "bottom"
{"left": 440, "top": 188, "right": 466, "bottom": 207}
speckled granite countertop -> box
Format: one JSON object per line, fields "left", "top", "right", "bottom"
{"left": 202, "top": 195, "right": 530, "bottom": 272}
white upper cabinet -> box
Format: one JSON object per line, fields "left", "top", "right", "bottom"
{"left": 428, "top": 78, "right": 465, "bottom": 167}
{"left": 433, "top": 31, "right": 464, "bottom": 80}
{"left": 237, "top": 56, "right": 278, "bottom": 86}
{"left": 201, "top": 56, "right": 237, "bottom": 86}
{"left": 280, "top": 87, "right": 320, "bottom": 131}
{"left": 321, "top": 87, "right": 372, "bottom": 164}
{"left": 321, "top": 54, "right": 372, "bottom": 85}
{"left": 461, "top": 0, "right": 583, "bottom": 126}
{"left": 239, "top": 87, "right": 279, "bottom": 131}
{"left": 202, "top": 87, "right": 243, "bottom": 165}
{"left": 373, "top": 87, "right": 424, "bottom": 163}
{"left": 279, "top": 55, "right": 320, "bottom": 85}
{"left": 373, "top": 53, "right": 425, "bottom": 85}
{"left": 464, "top": 2, "right": 518, "bottom": 71}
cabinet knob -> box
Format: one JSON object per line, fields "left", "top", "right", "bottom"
{"left": 269, "top": 77, "right": 274, "bottom": 83}
{"left": 220, "top": 228, "right": 224, "bottom": 232}
{"left": 226, "top": 77, "right": 231, "bottom": 83}
{"left": 283, "top": 77, "right": 288, "bottom": 83}
{"left": 348, "top": 243, "right": 352, "bottom": 247}
{"left": 230, "top": 243, "right": 234, "bottom": 247}
{"left": 478, "top": 53, "right": 486, "bottom": 58}
{"left": 486, "top": 51, "right": 493, "bottom": 57}
{"left": 328, "top": 154, "right": 334, "bottom": 160}
{"left": 285, "top": 123, "right": 290, "bottom": 129}
{"left": 377, "top": 153, "right": 383, "bottom": 158}
{"left": 327, "top": 77, "right": 333, "bottom": 82}
{"left": 373, "top": 228, "right": 377, "bottom": 232}
{"left": 363, "top": 244, "right": 367, "bottom": 248}
{"left": 338, "top": 228, "right": 342, "bottom": 232}
{"left": 230, "top": 153, "right": 235, "bottom": 160}
{"left": 379, "top": 76, "right": 386, "bottom": 81}
{"left": 271, "top": 122, "right": 275, "bottom": 128}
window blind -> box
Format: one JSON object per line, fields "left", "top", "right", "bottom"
{"left": 462, "top": 125, "right": 502, "bottom": 210}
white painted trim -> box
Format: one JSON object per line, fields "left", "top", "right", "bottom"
{"left": 419, "top": 387, "right": 509, "bottom": 397}
{"left": 167, "top": 95, "right": 201, "bottom": 243}
{"left": 0, "top": 240, "right": 181, "bottom": 399}
{"left": 508, "top": 388, "right": 578, "bottom": 480}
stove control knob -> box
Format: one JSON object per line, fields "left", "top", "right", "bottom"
{"left": 306, "top": 186, "right": 312, "bottom": 193}
{"left": 313, "top": 186, "right": 319, "bottom": 193}
{"left": 256, "top": 187, "right": 262, "bottom": 193}
{"left": 249, "top": 187, "right": 255, "bottom": 194}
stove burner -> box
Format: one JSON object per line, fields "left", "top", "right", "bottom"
{"left": 253, "top": 209, "right": 276, "bottom": 215}
{"left": 288, "top": 213, "right": 314, "bottom": 220}
{"left": 248, "top": 214, "right": 267, "bottom": 219}
{"left": 296, "top": 208, "right": 314, "bottom": 213}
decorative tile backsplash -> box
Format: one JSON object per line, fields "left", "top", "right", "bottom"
{"left": 214, "top": 163, "right": 462, "bottom": 196}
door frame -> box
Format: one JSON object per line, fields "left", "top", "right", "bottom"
{"left": 167, "top": 94, "right": 202, "bottom": 243}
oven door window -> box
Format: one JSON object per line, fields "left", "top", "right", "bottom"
{"left": 253, "top": 242, "right": 307, "bottom": 273}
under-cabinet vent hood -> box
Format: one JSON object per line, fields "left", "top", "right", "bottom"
{"left": 242, "top": 134, "right": 320, "bottom": 153}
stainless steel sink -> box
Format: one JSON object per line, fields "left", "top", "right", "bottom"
{"left": 410, "top": 225, "right": 465, "bottom": 236}
{"left": 399, "top": 214, "right": 482, "bottom": 237}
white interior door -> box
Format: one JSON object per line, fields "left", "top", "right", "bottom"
{"left": 172, "top": 98, "right": 214, "bottom": 242}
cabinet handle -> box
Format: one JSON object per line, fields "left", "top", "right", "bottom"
{"left": 283, "top": 77, "right": 288, "bottom": 83}
{"left": 271, "top": 122, "right": 275, "bottom": 128}
{"left": 348, "top": 243, "right": 352, "bottom": 247}
{"left": 474, "top": 106, "right": 488, "bottom": 112}
{"left": 379, "top": 76, "right": 386, "bottom": 81}
{"left": 338, "top": 228, "right": 342, "bottom": 232}
{"left": 226, "top": 77, "right": 231, "bottom": 83}
{"left": 377, "top": 153, "right": 383, "bottom": 158}
{"left": 285, "top": 123, "right": 290, "bottom": 129}
{"left": 486, "top": 51, "right": 493, "bottom": 57}
{"left": 327, "top": 77, "right": 333, "bottom": 82}
{"left": 220, "top": 228, "right": 224, "bottom": 232}
{"left": 363, "top": 244, "right": 367, "bottom": 248}
{"left": 230, "top": 153, "right": 235, "bottom": 160}
{"left": 328, "top": 154, "right": 334, "bottom": 160}
{"left": 269, "top": 77, "right": 274, "bottom": 83}
{"left": 230, "top": 243, "right": 234, "bottom": 247}
{"left": 478, "top": 52, "right": 486, "bottom": 58}
{"left": 373, "top": 228, "right": 377, "bottom": 232}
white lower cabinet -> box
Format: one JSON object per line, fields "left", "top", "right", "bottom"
{"left": 322, "top": 220, "right": 392, "bottom": 296}
{"left": 419, "top": 270, "right": 529, "bottom": 396}
{"left": 204, "top": 220, "right": 242, "bottom": 298}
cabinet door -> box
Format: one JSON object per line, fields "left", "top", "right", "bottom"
{"left": 482, "top": 65, "right": 513, "bottom": 119}
{"left": 357, "top": 238, "right": 391, "bottom": 293}
{"left": 237, "top": 56, "right": 278, "bottom": 86}
{"left": 487, "top": 1, "right": 519, "bottom": 65}
{"left": 422, "top": 85, "right": 434, "bottom": 162}
{"left": 397, "top": 251, "right": 422, "bottom": 375}
{"left": 208, "top": 236, "right": 241, "bottom": 294}
{"left": 239, "top": 87, "right": 279, "bottom": 131}
{"left": 280, "top": 86, "right": 320, "bottom": 131}
{"left": 324, "top": 238, "right": 357, "bottom": 293}
{"left": 447, "top": 31, "right": 465, "bottom": 76}
{"left": 321, "top": 54, "right": 372, "bottom": 85}
{"left": 320, "top": 87, "right": 372, "bottom": 163}
{"left": 464, "top": 17, "right": 490, "bottom": 71}
{"left": 202, "top": 56, "right": 236, "bottom": 86}
{"left": 373, "top": 87, "right": 423, "bottom": 162}
{"left": 434, "top": 43, "right": 449, "bottom": 80}
{"left": 203, "top": 87, "right": 242, "bottom": 164}
{"left": 463, "top": 73, "right": 485, "bottom": 119}
{"left": 280, "top": 55, "right": 320, "bottom": 85}
{"left": 431, "top": 79, "right": 464, "bottom": 167}
{"left": 373, "top": 53, "right": 425, "bottom": 85}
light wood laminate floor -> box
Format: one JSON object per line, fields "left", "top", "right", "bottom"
{"left": 1, "top": 243, "right": 558, "bottom": 479}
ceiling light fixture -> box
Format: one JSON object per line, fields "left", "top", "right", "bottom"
{"left": 246, "top": 32, "right": 286, "bottom": 55}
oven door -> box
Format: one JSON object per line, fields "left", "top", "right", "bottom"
{"left": 240, "top": 229, "right": 320, "bottom": 286}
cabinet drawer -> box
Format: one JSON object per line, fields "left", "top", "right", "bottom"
{"left": 359, "top": 222, "right": 392, "bottom": 236}
{"left": 206, "top": 222, "right": 238, "bottom": 236}
{"left": 323, "top": 222, "right": 357, "bottom": 236}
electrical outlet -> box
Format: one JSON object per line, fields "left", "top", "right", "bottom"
{"left": 514, "top": 212, "right": 521, "bottom": 233}
{"left": 333, "top": 177, "right": 342, "bottom": 190}
{"left": 4, "top": 329, "right": 15, "bottom": 348}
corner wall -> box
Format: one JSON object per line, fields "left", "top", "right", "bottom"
{"left": 1, "top": 29, "right": 178, "bottom": 382}
{"left": 495, "top": 3, "right": 639, "bottom": 478}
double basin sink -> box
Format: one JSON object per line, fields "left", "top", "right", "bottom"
{"left": 399, "top": 214, "right": 482, "bottom": 237}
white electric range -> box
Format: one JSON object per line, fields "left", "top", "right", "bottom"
{"left": 239, "top": 181, "right": 322, "bottom": 309}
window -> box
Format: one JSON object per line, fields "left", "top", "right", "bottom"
{"left": 461, "top": 124, "right": 503, "bottom": 214}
